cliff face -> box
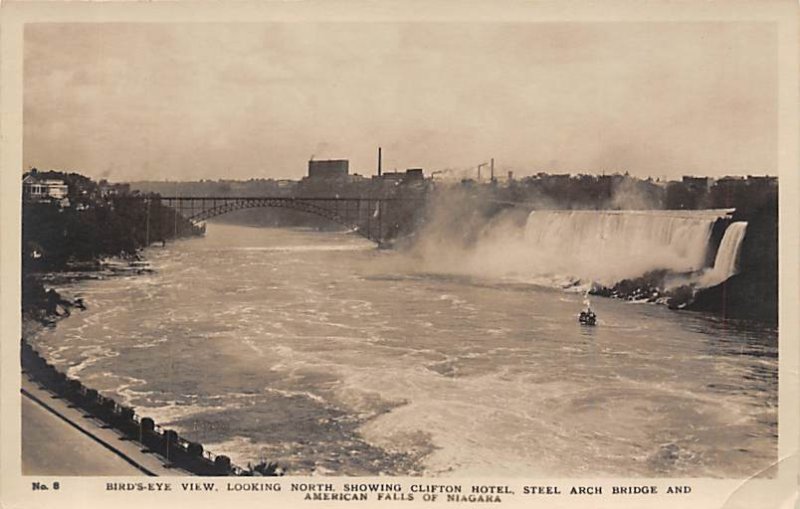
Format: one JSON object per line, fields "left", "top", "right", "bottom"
{"left": 687, "top": 196, "right": 778, "bottom": 324}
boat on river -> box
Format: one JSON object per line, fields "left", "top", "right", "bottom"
{"left": 578, "top": 310, "right": 597, "bottom": 326}
{"left": 579, "top": 294, "right": 597, "bottom": 326}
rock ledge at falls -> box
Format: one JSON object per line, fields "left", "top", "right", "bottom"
{"left": 686, "top": 197, "right": 778, "bottom": 325}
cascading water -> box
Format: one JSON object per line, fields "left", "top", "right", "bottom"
{"left": 697, "top": 221, "right": 748, "bottom": 287}
{"left": 517, "top": 210, "right": 732, "bottom": 286}
{"left": 415, "top": 207, "right": 737, "bottom": 291}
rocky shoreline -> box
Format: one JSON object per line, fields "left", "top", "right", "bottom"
{"left": 686, "top": 198, "right": 778, "bottom": 324}
{"left": 587, "top": 269, "right": 776, "bottom": 326}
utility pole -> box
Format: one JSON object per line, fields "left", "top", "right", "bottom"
{"left": 145, "top": 198, "right": 150, "bottom": 247}
{"left": 173, "top": 182, "right": 178, "bottom": 239}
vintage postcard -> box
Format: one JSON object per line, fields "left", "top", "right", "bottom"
{"left": 1, "top": 1, "right": 797, "bottom": 508}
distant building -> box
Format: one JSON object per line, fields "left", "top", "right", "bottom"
{"left": 714, "top": 176, "right": 746, "bottom": 191}
{"left": 404, "top": 169, "right": 424, "bottom": 180}
{"left": 717, "top": 175, "right": 745, "bottom": 182}
{"left": 747, "top": 175, "right": 778, "bottom": 187}
{"left": 681, "top": 176, "right": 711, "bottom": 191}
{"left": 98, "top": 179, "right": 131, "bottom": 197}
{"left": 709, "top": 175, "right": 776, "bottom": 209}
{"left": 22, "top": 174, "right": 69, "bottom": 206}
{"left": 373, "top": 168, "right": 425, "bottom": 183}
{"left": 539, "top": 173, "right": 571, "bottom": 183}
{"left": 377, "top": 171, "right": 406, "bottom": 181}
{"left": 308, "top": 159, "right": 349, "bottom": 179}
{"left": 598, "top": 174, "right": 627, "bottom": 186}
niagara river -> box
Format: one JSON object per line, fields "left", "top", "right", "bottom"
{"left": 27, "top": 222, "right": 777, "bottom": 477}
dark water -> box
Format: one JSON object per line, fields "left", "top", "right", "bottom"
{"left": 29, "top": 224, "right": 778, "bottom": 477}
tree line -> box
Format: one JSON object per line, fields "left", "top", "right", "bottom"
{"left": 22, "top": 170, "right": 203, "bottom": 319}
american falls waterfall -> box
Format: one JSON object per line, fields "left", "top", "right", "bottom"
{"left": 416, "top": 208, "right": 748, "bottom": 291}
{"left": 698, "top": 221, "right": 749, "bottom": 287}
{"left": 517, "top": 210, "right": 736, "bottom": 286}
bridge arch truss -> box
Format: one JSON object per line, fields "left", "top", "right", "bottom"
{"left": 159, "top": 196, "right": 422, "bottom": 244}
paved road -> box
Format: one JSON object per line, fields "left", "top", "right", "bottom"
{"left": 21, "top": 375, "right": 188, "bottom": 476}
{"left": 22, "top": 393, "right": 144, "bottom": 476}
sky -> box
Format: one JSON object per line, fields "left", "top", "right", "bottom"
{"left": 23, "top": 22, "right": 777, "bottom": 182}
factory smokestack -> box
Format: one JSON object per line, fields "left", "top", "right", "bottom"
{"left": 378, "top": 147, "right": 382, "bottom": 176}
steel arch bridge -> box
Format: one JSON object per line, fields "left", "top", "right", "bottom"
{"left": 158, "top": 196, "right": 425, "bottom": 244}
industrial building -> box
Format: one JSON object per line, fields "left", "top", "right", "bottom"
{"left": 307, "top": 159, "right": 349, "bottom": 179}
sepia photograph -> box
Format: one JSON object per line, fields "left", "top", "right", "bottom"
{"left": 2, "top": 2, "right": 798, "bottom": 508}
